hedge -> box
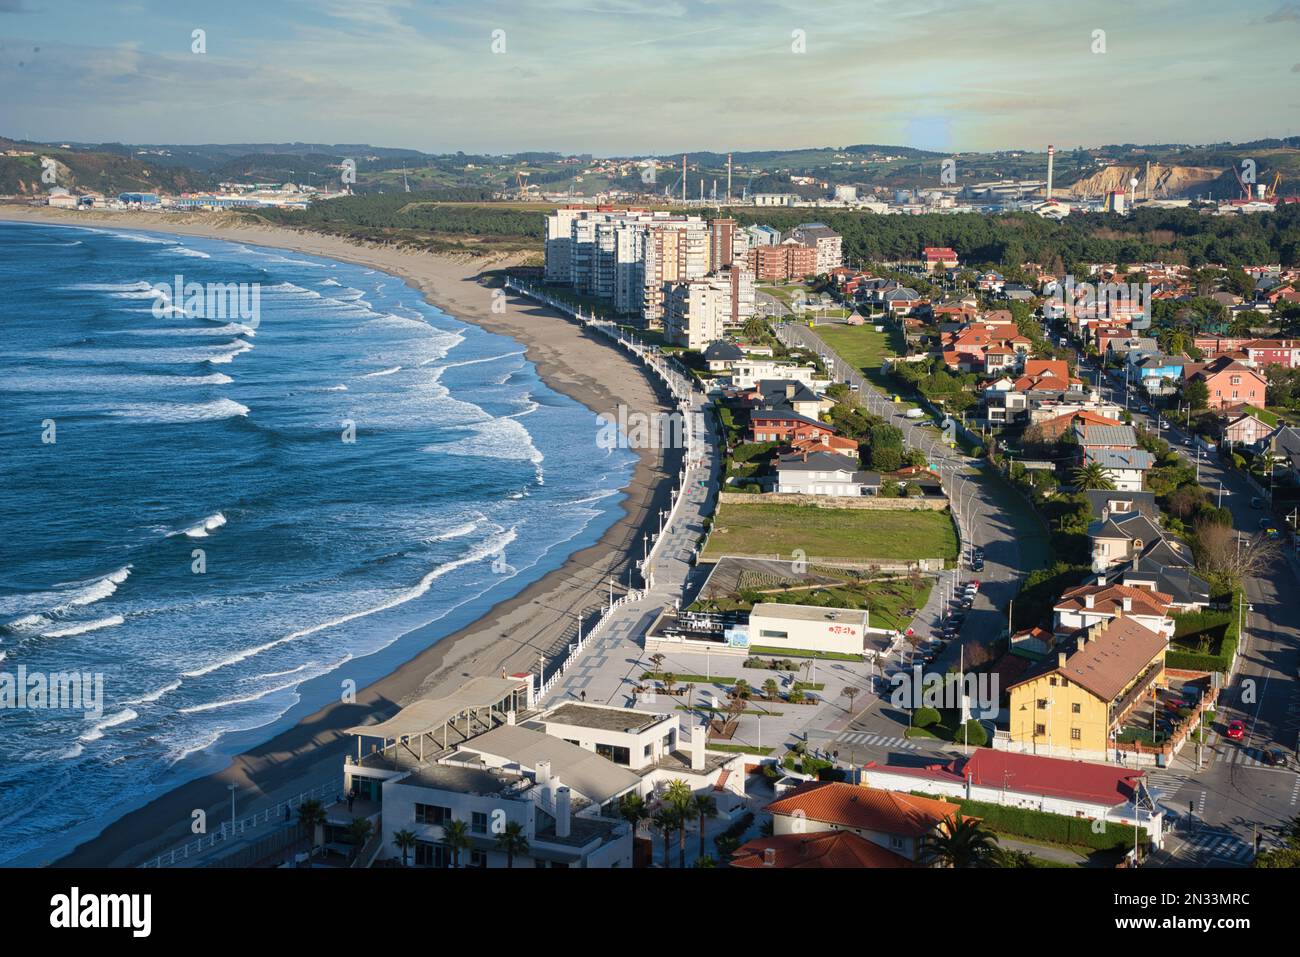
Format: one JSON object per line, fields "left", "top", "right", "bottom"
{"left": 1166, "top": 593, "right": 1240, "bottom": 673}
{"left": 911, "top": 792, "right": 1149, "bottom": 852}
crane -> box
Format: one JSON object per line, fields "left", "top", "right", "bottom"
{"left": 1266, "top": 171, "right": 1281, "bottom": 200}
{"left": 1231, "top": 164, "right": 1251, "bottom": 201}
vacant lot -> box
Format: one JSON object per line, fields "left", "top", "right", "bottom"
{"left": 815, "top": 322, "right": 906, "bottom": 389}
{"left": 701, "top": 503, "right": 958, "bottom": 564}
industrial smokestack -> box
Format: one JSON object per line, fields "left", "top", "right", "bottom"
{"left": 1046, "top": 145, "right": 1055, "bottom": 201}
{"left": 727, "top": 153, "right": 733, "bottom": 203}
{"left": 682, "top": 155, "right": 687, "bottom": 203}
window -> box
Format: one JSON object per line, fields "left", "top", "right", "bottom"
{"left": 1049, "top": 677, "right": 1057, "bottom": 687}
{"left": 596, "top": 743, "right": 631, "bottom": 766}
{"left": 414, "top": 841, "right": 450, "bottom": 868}
{"left": 1071, "top": 728, "right": 1082, "bottom": 741}
{"left": 644, "top": 743, "right": 653, "bottom": 759}
{"left": 1071, "top": 703, "right": 1081, "bottom": 714}
{"left": 1034, "top": 723, "right": 1046, "bottom": 736}
{"left": 471, "top": 811, "right": 489, "bottom": 835}
{"left": 470, "top": 850, "right": 488, "bottom": 868}
{"left": 1037, "top": 698, "right": 1048, "bottom": 710}
{"left": 415, "top": 804, "right": 451, "bottom": 826}
{"left": 759, "top": 629, "right": 789, "bottom": 640}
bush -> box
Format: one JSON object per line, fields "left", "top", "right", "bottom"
{"left": 958, "top": 719, "right": 988, "bottom": 747}
{"left": 914, "top": 707, "right": 942, "bottom": 728}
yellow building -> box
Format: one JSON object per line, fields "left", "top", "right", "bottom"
{"left": 1008, "top": 615, "right": 1168, "bottom": 760}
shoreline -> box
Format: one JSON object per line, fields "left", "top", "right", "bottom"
{"left": 1, "top": 206, "right": 679, "bottom": 867}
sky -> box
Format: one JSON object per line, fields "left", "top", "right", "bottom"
{"left": 1, "top": 0, "right": 1298, "bottom": 156}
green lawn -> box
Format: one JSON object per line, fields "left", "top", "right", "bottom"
{"left": 701, "top": 503, "right": 958, "bottom": 564}
{"left": 692, "top": 574, "right": 932, "bottom": 633}
{"left": 815, "top": 323, "right": 906, "bottom": 390}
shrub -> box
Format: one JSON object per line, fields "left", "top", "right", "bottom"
{"left": 958, "top": 719, "right": 988, "bottom": 747}
{"left": 914, "top": 707, "right": 942, "bottom": 728}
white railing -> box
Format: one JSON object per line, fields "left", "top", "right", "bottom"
{"left": 537, "top": 590, "right": 644, "bottom": 701}
{"left": 505, "top": 279, "right": 708, "bottom": 590}
{"left": 138, "top": 777, "right": 343, "bottom": 868}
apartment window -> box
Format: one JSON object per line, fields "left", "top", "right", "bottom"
{"left": 471, "top": 811, "right": 489, "bottom": 835}
{"left": 1037, "top": 698, "right": 1048, "bottom": 710}
{"left": 1071, "top": 728, "right": 1082, "bottom": 741}
{"left": 644, "top": 743, "right": 653, "bottom": 759}
{"left": 1049, "top": 677, "right": 1058, "bottom": 687}
{"left": 414, "top": 803, "right": 451, "bottom": 826}
{"left": 596, "top": 743, "right": 631, "bottom": 766}
{"left": 1034, "top": 723, "right": 1046, "bottom": 736}
{"left": 1071, "top": 702, "right": 1082, "bottom": 714}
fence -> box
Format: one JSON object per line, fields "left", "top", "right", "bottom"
{"left": 138, "top": 776, "right": 343, "bottom": 868}
{"left": 506, "top": 277, "right": 710, "bottom": 592}
{"left": 537, "top": 590, "right": 644, "bottom": 702}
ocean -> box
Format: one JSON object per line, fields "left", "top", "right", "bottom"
{"left": 0, "top": 220, "right": 637, "bottom": 864}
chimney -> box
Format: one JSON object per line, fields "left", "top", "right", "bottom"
{"left": 555, "top": 785, "right": 571, "bottom": 839}
{"left": 1096, "top": 574, "right": 1107, "bottom": 587}
{"left": 506, "top": 710, "right": 516, "bottom": 726}
{"left": 1058, "top": 651, "right": 1067, "bottom": 668}
{"left": 691, "top": 722, "right": 706, "bottom": 772}
{"left": 536, "top": 760, "right": 551, "bottom": 790}
{"left": 785, "top": 383, "right": 795, "bottom": 400}
{"left": 1046, "top": 145, "right": 1056, "bottom": 201}
{"left": 1084, "top": 593, "right": 1095, "bottom": 609}
{"left": 762, "top": 847, "right": 777, "bottom": 867}
{"left": 1122, "top": 596, "right": 1132, "bottom": 612}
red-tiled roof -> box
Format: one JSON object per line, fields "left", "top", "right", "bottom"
{"left": 730, "top": 830, "right": 913, "bottom": 869}
{"left": 765, "top": 781, "right": 959, "bottom": 837}
{"left": 866, "top": 750, "right": 1145, "bottom": 808}
{"left": 1055, "top": 582, "right": 1173, "bottom": 619}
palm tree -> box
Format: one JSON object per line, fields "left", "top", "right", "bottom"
{"left": 1073, "top": 461, "right": 1116, "bottom": 491}
{"left": 347, "top": 817, "right": 374, "bottom": 863}
{"left": 619, "top": 793, "right": 649, "bottom": 837}
{"left": 391, "top": 828, "right": 416, "bottom": 867}
{"left": 685, "top": 682, "right": 696, "bottom": 713}
{"left": 651, "top": 807, "right": 680, "bottom": 868}
{"left": 648, "top": 652, "right": 666, "bottom": 675}
{"left": 297, "top": 799, "right": 326, "bottom": 859}
{"left": 690, "top": 793, "right": 718, "bottom": 863}
{"left": 495, "top": 820, "right": 529, "bottom": 868}
{"left": 663, "top": 779, "right": 694, "bottom": 869}
{"left": 922, "top": 813, "right": 1000, "bottom": 868}
{"left": 762, "top": 677, "right": 779, "bottom": 701}
{"left": 662, "top": 672, "right": 677, "bottom": 696}
{"left": 443, "top": 819, "right": 471, "bottom": 869}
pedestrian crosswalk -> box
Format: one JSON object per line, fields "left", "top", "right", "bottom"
{"left": 1144, "top": 769, "right": 1189, "bottom": 801}
{"left": 835, "top": 731, "right": 922, "bottom": 751}
{"left": 1177, "top": 828, "right": 1254, "bottom": 865}
{"left": 1213, "top": 746, "right": 1280, "bottom": 768}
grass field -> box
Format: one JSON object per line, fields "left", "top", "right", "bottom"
{"left": 691, "top": 575, "right": 933, "bottom": 632}
{"left": 814, "top": 322, "right": 910, "bottom": 395}
{"left": 701, "top": 503, "right": 958, "bottom": 564}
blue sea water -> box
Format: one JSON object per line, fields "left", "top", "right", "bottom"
{"left": 0, "top": 221, "right": 637, "bottom": 864}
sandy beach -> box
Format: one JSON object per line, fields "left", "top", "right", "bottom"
{"left": 1, "top": 205, "right": 678, "bottom": 867}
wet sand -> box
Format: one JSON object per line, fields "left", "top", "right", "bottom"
{"left": 1, "top": 206, "right": 676, "bottom": 867}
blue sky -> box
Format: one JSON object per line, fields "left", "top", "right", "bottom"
{"left": 1, "top": 0, "right": 1298, "bottom": 155}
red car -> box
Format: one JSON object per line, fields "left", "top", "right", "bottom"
{"left": 1225, "top": 720, "right": 1246, "bottom": 741}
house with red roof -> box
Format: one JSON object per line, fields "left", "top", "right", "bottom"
{"left": 762, "top": 780, "right": 962, "bottom": 864}
{"left": 730, "top": 829, "right": 914, "bottom": 869}
{"left": 922, "top": 246, "right": 959, "bottom": 271}
{"left": 860, "top": 749, "right": 1163, "bottom": 846}
{"left": 1053, "top": 580, "right": 1175, "bottom": 638}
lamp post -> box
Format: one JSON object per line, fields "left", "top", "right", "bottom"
{"left": 227, "top": 783, "right": 237, "bottom": 840}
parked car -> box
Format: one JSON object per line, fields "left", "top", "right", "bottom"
{"left": 1263, "top": 748, "right": 1288, "bottom": 768}
{"left": 1226, "top": 720, "right": 1246, "bottom": 741}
